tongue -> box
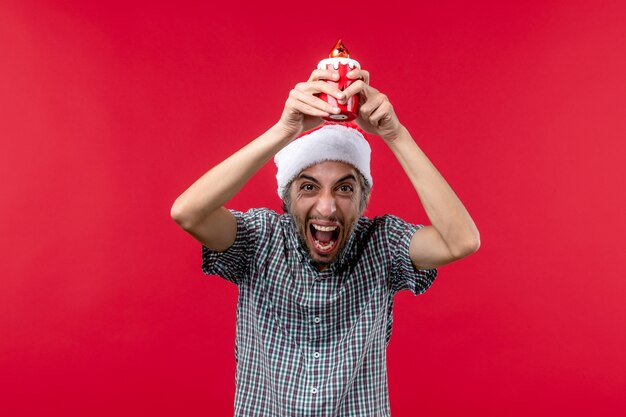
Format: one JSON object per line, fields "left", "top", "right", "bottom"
{"left": 314, "top": 229, "right": 334, "bottom": 243}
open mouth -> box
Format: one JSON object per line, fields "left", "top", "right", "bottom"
{"left": 309, "top": 222, "right": 341, "bottom": 255}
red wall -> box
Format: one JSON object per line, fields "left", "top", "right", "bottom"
{"left": 2, "top": 0, "right": 625, "bottom": 416}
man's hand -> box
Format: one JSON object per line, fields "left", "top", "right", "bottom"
{"left": 276, "top": 69, "right": 346, "bottom": 139}
{"left": 342, "top": 69, "right": 404, "bottom": 143}
{"left": 342, "top": 68, "right": 480, "bottom": 268}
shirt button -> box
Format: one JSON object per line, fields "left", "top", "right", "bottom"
{"left": 313, "top": 352, "right": 320, "bottom": 359}
{"left": 311, "top": 387, "right": 318, "bottom": 394}
{"left": 313, "top": 317, "right": 321, "bottom": 324}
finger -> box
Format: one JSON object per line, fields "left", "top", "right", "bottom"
{"left": 288, "top": 88, "right": 340, "bottom": 116}
{"left": 308, "top": 69, "right": 340, "bottom": 82}
{"left": 340, "top": 79, "right": 369, "bottom": 101}
{"left": 359, "top": 90, "right": 387, "bottom": 115}
{"left": 295, "top": 80, "right": 345, "bottom": 101}
{"left": 346, "top": 68, "right": 370, "bottom": 84}
{"left": 357, "top": 92, "right": 390, "bottom": 127}
{"left": 367, "top": 101, "right": 394, "bottom": 126}
{"left": 291, "top": 102, "right": 331, "bottom": 118}
{"left": 286, "top": 97, "right": 331, "bottom": 118}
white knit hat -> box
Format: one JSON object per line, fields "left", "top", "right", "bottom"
{"left": 274, "top": 124, "right": 372, "bottom": 199}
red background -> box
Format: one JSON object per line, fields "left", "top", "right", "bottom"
{"left": 2, "top": 0, "right": 625, "bottom": 416}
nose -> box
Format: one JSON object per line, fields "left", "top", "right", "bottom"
{"left": 315, "top": 189, "right": 337, "bottom": 218}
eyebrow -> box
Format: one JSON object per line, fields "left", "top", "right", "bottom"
{"left": 296, "top": 173, "right": 357, "bottom": 185}
{"left": 335, "top": 174, "right": 357, "bottom": 184}
{"left": 296, "top": 174, "right": 320, "bottom": 184}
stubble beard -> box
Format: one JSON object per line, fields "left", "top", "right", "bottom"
{"left": 291, "top": 211, "right": 359, "bottom": 268}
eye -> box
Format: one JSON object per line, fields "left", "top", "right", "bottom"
{"left": 337, "top": 184, "right": 354, "bottom": 193}
{"left": 300, "top": 183, "right": 316, "bottom": 191}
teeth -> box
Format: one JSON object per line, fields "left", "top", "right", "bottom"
{"left": 312, "top": 224, "right": 337, "bottom": 232}
{"left": 314, "top": 240, "right": 335, "bottom": 251}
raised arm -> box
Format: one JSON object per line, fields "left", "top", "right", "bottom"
{"left": 343, "top": 70, "right": 481, "bottom": 269}
{"left": 170, "top": 70, "right": 346, "bottom": 250}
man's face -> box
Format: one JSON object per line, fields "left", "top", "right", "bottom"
{"left": 287, "top": 161, "right": 364, "bottom": 269}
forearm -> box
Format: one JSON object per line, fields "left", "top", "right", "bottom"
{"left": 171, "top": 123, "right": 294, "bottom": 229}
{"left": 171, "top": 68, "right": 344, "bottom": 249}
{"left": 388, "top": 126, "right": 480, "bottom": 257}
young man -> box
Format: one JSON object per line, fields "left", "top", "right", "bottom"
{"left": 171, "top": 67, "right": 480, "bottom": 416}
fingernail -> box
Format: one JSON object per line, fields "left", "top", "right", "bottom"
{"left": 337, "top": 92, "right": 344, "bottom": 98}
{"left": 333, "top": 107, "right": 341, "bottom": 113}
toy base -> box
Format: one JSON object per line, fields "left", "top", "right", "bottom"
{"left": 322, "top": 110, "right": 358, "bottom": 122}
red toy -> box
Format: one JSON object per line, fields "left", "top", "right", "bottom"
{"left": 318, "top": 39, "right": 361, "bottom": 122}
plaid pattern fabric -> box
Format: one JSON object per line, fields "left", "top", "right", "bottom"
{"left": 202, "top": 208, "right": 437, "bottom": 417}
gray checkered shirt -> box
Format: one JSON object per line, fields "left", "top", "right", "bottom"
{"left": 202, "top": 208, "right": 437, "bottom": 417}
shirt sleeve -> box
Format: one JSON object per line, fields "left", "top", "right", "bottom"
{"left": 201, "top": 209, "right": 257, "bottom": 285}
{"left": 385, "top": 215, "right": 438, "bottom": 295}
